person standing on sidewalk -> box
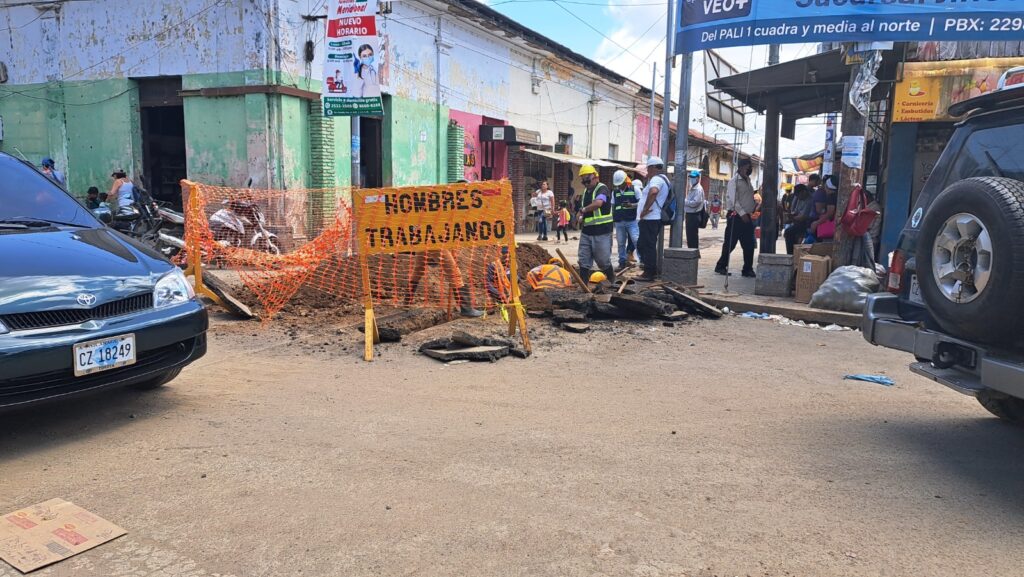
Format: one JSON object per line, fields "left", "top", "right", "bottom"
{"left": 611, "top": 170, "right": 639, "bottom": 272}
{"left": 684, "top": 170, "right": 705, "bottom": 249}
{"left": 576, "top": 165, "right": 615, "bottom": 284}
{"left": 637, "top": 157, "right": 671, "bottom": 281}
{"left": 715, "top": 158, "right": 757, "bottom": 278}
{"left": 536, "top": 180, "right": 554, "bottom": 241}
{"left": 710, "top": 194, "right": 721, "bottom": 229}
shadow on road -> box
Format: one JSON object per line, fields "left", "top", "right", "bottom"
{"left": 819, "top": 414, "right": 1024, "bottom": 514}
{"left": 0, "top": 386, "right": 181, "bottom": 461}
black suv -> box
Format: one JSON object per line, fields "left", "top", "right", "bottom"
{"left": 864, "top": 67, "right": 1024, "bottom": 423}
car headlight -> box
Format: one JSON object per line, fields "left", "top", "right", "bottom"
{"left": 0, "top": 319, "right": 8, "bottom": 335}
{"left": 154, "top": 268, "right": 195, "bottom": 309}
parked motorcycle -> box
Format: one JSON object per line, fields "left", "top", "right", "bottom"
{"left": 208, "top": 179, "right": 280, "bottom": 255}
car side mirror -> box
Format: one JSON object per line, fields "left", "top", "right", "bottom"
{"left": 92, "top": 207, "right": 113, "bottom": 224}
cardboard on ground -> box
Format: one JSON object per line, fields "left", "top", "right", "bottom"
{"left": 0, "top": 498, "right": 126, "bottom": 573}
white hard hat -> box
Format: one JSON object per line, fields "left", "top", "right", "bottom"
{"left": 612, "top": 170, "right": 627, "bottom": 186}
{"left": 646, "top": 156, "right": 665, "bottom": 167}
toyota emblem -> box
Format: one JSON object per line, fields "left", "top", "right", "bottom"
{"left": 77, "top": 294, "right": 97, "bottom": 306}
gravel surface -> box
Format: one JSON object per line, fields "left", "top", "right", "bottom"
{"left": 2, "top": 310, "right": 1023, "bottom": 577}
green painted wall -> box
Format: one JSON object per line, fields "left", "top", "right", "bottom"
{"left": 385, "top": 96, "right": 448, "bottom": 187}
{"left": 0, "top": 79, "right": 138, "bottom": 195}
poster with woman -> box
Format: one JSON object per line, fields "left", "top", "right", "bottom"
{"left": 323, "top": 0, "right": 384, "bottom": 116}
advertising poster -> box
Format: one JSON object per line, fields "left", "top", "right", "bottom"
{"left": 324, "top": 0, "right": 383, "bottom": 116}
{"left": 676, "top": 0, "right": 1023, "bottom": 52}
{"left": 822, "top": 113, "right": 837, "bottom": 178}
{"left": 893, "top": 57, "right": 1024, "bottom": 122}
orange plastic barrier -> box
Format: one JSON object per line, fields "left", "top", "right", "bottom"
{"left": 180, "top": 179, "right": 529, "bottom": 360}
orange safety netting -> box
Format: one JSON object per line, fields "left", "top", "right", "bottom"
{"left": 181, "top": 180, "right": 520, "bottom": 320}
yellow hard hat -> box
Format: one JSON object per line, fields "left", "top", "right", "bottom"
{"left": 578, "top": 165, "right": 598, "bottom": 178}
{"left": 548, "top": 257, "right": 563, "bottom": 265}
{"left": 589, "top": 271, "right": 607, "bottom": 283}
{"left": 782, "top": 183, "right": 794, "bottom": 191}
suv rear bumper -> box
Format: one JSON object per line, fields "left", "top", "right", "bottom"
{"left": 863, "top": 293, "right": 1024, "bottom": 399}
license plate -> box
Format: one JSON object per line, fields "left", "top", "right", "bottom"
{"left": 73, "top": 334, "right": 136, "bottom": 377}
{"left": 908, "top": 274, "right": 925, "bottom": 306}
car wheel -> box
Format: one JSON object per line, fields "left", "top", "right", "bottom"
{"left": 131, "top": 368, "right": 181, "bottom": 391}
{"left": 916, "top": 177, "right": 1024, "bottom": 344}
{"left": 976, "top": 390, "right": 1024, "bottom": 424}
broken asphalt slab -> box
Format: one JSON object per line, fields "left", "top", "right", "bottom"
{"left": 609, "top": 293, "right": 675, "bottom": 318}
{"left": 422, "top": 345, "right": 510, "bottom": 363}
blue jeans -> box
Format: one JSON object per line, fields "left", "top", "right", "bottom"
{"left": 536, "top": 214, "right": 548, "bottom": 239}
{"left": 614, "top": 221, "right": 640, "bottom": 267}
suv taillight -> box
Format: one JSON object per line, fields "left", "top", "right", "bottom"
{"left": 888, "top": 250, "right": 905, "bottom": 294}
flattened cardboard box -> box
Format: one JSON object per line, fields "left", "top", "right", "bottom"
{"left": 795, "top": 255, "right": 832, "bottom": 304}
{"left": 0, "top": 499, "right": 126, "bottom": 573}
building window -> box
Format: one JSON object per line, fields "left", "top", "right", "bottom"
{"left": 608, "top": 143, "right": 619, "bottom": 160}
{"left": 556, "top": 133, "right": 573, "bottom": 155}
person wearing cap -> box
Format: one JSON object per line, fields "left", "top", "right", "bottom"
{"left": 778, "top": 182, "right": 794, "bottom": 231}
{"left": 636, "top": 156, "right": 671, "bottom": 281}
{"left": 610, "top": 169, "right": 639, "bottom": 271}
{"left": 809, "top": 175, "right": 839, "bottom": 241}
{"left": 40, "top": 157, "right": 66, "bottom": 187}
{"left": 684, "top": 170, "right": 705, "bottom": 250}
{"left": 109, "top": 168, "right": 137, "bottom": 213}
{"left": 715, "top": 157, "right": 757, "bottom": 278}
{"left": 575, "top": 164, "right": 615, "bottom": 284}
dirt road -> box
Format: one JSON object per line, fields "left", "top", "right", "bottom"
{"left": 3, "top": 306, "right": 1024, "bottom": 577}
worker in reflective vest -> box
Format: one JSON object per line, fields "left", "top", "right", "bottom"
{"left": 611, "top": 169, "right": 640, "bottom": 271}
{"left": 576, "top": 165, "right": 615, "bottom": 284}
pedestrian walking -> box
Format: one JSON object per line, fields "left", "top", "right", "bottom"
{"left": 536, "top": 180, "right": 554, "bottom": 241}
{"left": 636, "top": 157, "right": 671, "bottom": 281}
{"left": 611, "top": 170, "right": 640, "bottom": 271}
{"left": 710, "top": 194, "right": 721, "bottom": 229}
{"left": 715, "top": 158, "right": 757, "bottom": 278}
{"left": 41, "top": 157, "right": 66, "bottom": 187}
{"left": 684, "top": 170, "right": 705, "bottom": 249}
{"left": 555, "top": 200, "right": 571, "bottom": 243}
{"left": 575, "top": 165, "right": 615, "bottom": 284}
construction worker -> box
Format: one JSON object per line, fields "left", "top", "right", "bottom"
{"left": 611, "top": 169, "right": 639, "bottom": 272}
{"left": 575, "top": 165, "right": 615, "bottom": 284}
{"left": 406, "top": 250, "right": 483, "bottom": 317}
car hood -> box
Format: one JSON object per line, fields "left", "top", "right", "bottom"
{"left": 0, "top": 227, "right": 171, "bottom": 314}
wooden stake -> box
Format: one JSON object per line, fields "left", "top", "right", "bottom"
{"left": 555, "top": 248, "right": 591, "bottom": 294}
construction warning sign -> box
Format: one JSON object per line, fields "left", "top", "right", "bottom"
{"left": 354, "top": 181, "right": 514, "bottom": 255}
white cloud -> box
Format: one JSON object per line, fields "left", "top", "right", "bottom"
{"left": 590, "top": 1, "right": 827, "bottom": 165}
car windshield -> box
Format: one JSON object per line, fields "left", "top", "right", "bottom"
{"left": 0, "top": 154, "right": 98, "bottom": 228}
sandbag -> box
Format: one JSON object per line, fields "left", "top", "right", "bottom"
{"left": 809, "top": 265, "right": 880, "bottom": 314}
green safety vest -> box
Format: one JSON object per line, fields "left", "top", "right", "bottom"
{"left": 582, "top": 183, "right": 613, "bottom": 227}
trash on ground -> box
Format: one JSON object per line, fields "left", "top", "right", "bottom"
{"left": 0, "top": 499, "right": 126, "bottom": 573}
{"left": 809, "top": 266, "right": 880, "bottom": 314}
{"left": 741, "top": 312, "right": 772, "bottom": 320}
{"left": 843, "top": 374, "right": 895, "bottom": 386}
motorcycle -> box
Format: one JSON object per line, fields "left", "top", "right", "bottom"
{"left": 209, "top": 198, "right": 280, "bottom": 255}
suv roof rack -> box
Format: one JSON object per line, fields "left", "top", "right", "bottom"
{"left": 949, "top": 67, "right": 1024, "bottom": 118}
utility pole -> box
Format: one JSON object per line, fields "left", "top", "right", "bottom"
{"left": 351, "top": 118, "right": 361, "bottom": 188}
{"left": 768, "top": 45, "right": 780, "bottom": 66}
{"left": 669, "top": 53, "right": 692, "bottom": 248}
{"left": 659, "top": 0, "right": 674, "bottom": 162}
{"left": 647, "top": 62, "right": 657, "bottom": 160}
{"left": 834, "top": 48, "right": 870, "bottom": 266}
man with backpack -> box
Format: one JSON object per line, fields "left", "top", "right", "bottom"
{"left": 575, "top": 164, "right": 616, "bottom": 284}
{"left": 637, "top": 156, "right": 672, "bottom": 281}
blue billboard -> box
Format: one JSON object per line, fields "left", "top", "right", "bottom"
{"left": 676, "top": 0, "right": 1024, "bottom": 53}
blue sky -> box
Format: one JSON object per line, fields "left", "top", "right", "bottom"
{"left": 480, "top": 0, "right": 827, "bottom": 161}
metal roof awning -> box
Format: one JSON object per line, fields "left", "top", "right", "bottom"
{"left": 709, "top": 49, "right": 902, "bottom": 122}
{"left": 522, "top": 149, "right": 632, "bottom": 171}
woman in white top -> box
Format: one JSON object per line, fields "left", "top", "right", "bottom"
{"left": 684, "top": 170, "right": 706, "bottom": 249}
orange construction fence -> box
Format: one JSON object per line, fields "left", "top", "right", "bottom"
{"left": 180, "top": 179, "right": 529, "bottom": 360}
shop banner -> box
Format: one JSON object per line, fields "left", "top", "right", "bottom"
{"left": 893, "top": 57, "right": 1024, "bottom": 122}
{"left": 676, "top": 0, "right": 1024, "bottom": 53}
{"left": 323, "top": 0, "right": 383, "bottom": 116}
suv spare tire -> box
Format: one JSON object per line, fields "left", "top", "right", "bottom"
{"left": 917, "top": 177, "right": 1024, "bottom": 344}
